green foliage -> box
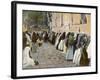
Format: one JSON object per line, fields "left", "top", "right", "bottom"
{"left": 23, "top": 10, "right": 45, "bottom": 26}
{"left": 28, "top": 11, "right": 43, "bottom": 22}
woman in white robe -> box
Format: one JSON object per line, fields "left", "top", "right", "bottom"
{"left": 23, "top": 46, "right": 35, "bottom": 68}
{"left": 58, "top": 39, "right": 65, "bottom": 51}
{"left": 73, "top": 47, "right": 82, "bottom": 65}
{"left": 25, "top": 33, "right": 31, "bottom": 45}
{"left": 87, "top": 43, "right": 91, "bottom": 59}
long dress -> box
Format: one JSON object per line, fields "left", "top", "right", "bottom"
{"left": 65, "top": 34, "right": 74, "bottom": 60}
{"left": 62, "top": 41, "right": 67, "bottom": 53}
{"left": 87, "top": 43, "right": 91, "bottom": 59}
{"left": 55, "top": 34, "right": 61, "bottom": 48}
{"left": 58, "top": 40, "right": 62, "bottom": 50}
{"left": 65, "top": 46, "right": 74, "bottom": 60}
{"left": 73, "top": 48, "right": 82, "bottom": 65}
{"left": 73, "top": 47, "right": 89, "bottom": 66}
{"left": 80, "top": 47, "right": 89, "bottom": 66}
{"left": 58, "top": 39, "right": 65, "bottom": 51}
{"left": 25, "top": 33, "right": 31, "bottom": 45}
{"left": 55, "top": 35, "right": 59, "bottom": 47}
{"left": 23, "top": 46, "right": 35, "bottom": 68}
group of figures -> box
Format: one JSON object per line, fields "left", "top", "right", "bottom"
{"left": 23, "top": 30, "right": 91, "bottom": 68}
{"left": 48, "top": 31, "right": 90, "bottom": 66}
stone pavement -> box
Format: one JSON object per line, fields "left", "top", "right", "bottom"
{"left": 23, "top": 42, "right": 77, "bottom": 69}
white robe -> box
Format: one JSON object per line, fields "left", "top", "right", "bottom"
{"left": 23, "top": 46, "right": 35, "bottom": 68}
{"left": 58, "top": 40, "right": 65, "bottom": 51}
{"left": 87, "top": 43, "right": 91, "bottom": 59}
{"left": 73, "top": 48, "right": 82, "bottom": 66}
{"left": 62, "top": 41, "right": 67, "bottom": 53}
{"left": 55, "top": 34, "right": 61, "bottom": 47}
{"left": 25, "top": 33, "right": 31, "bottom": 45}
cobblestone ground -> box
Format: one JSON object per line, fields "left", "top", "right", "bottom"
{"left": 24, "top": 42, "right": 77, "bottom": 69}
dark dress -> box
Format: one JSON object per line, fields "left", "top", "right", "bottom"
{"left": 80, "top": 47, "right": 89, "bottom": 66}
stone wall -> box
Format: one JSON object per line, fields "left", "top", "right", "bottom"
{"left": 50, "top": 13, "right": 91, "bottom": 35}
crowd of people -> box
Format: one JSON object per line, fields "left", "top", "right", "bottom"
{"left": 22, "top": 30, "right": 91, "bottom": 68}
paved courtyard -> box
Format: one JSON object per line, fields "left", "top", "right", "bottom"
{"left": 23, "top": 42, "right": 77, "bottom": 69}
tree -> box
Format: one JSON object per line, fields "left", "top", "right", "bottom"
{"left": 23, "top": 11, "right": 45, "bottom": 27}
